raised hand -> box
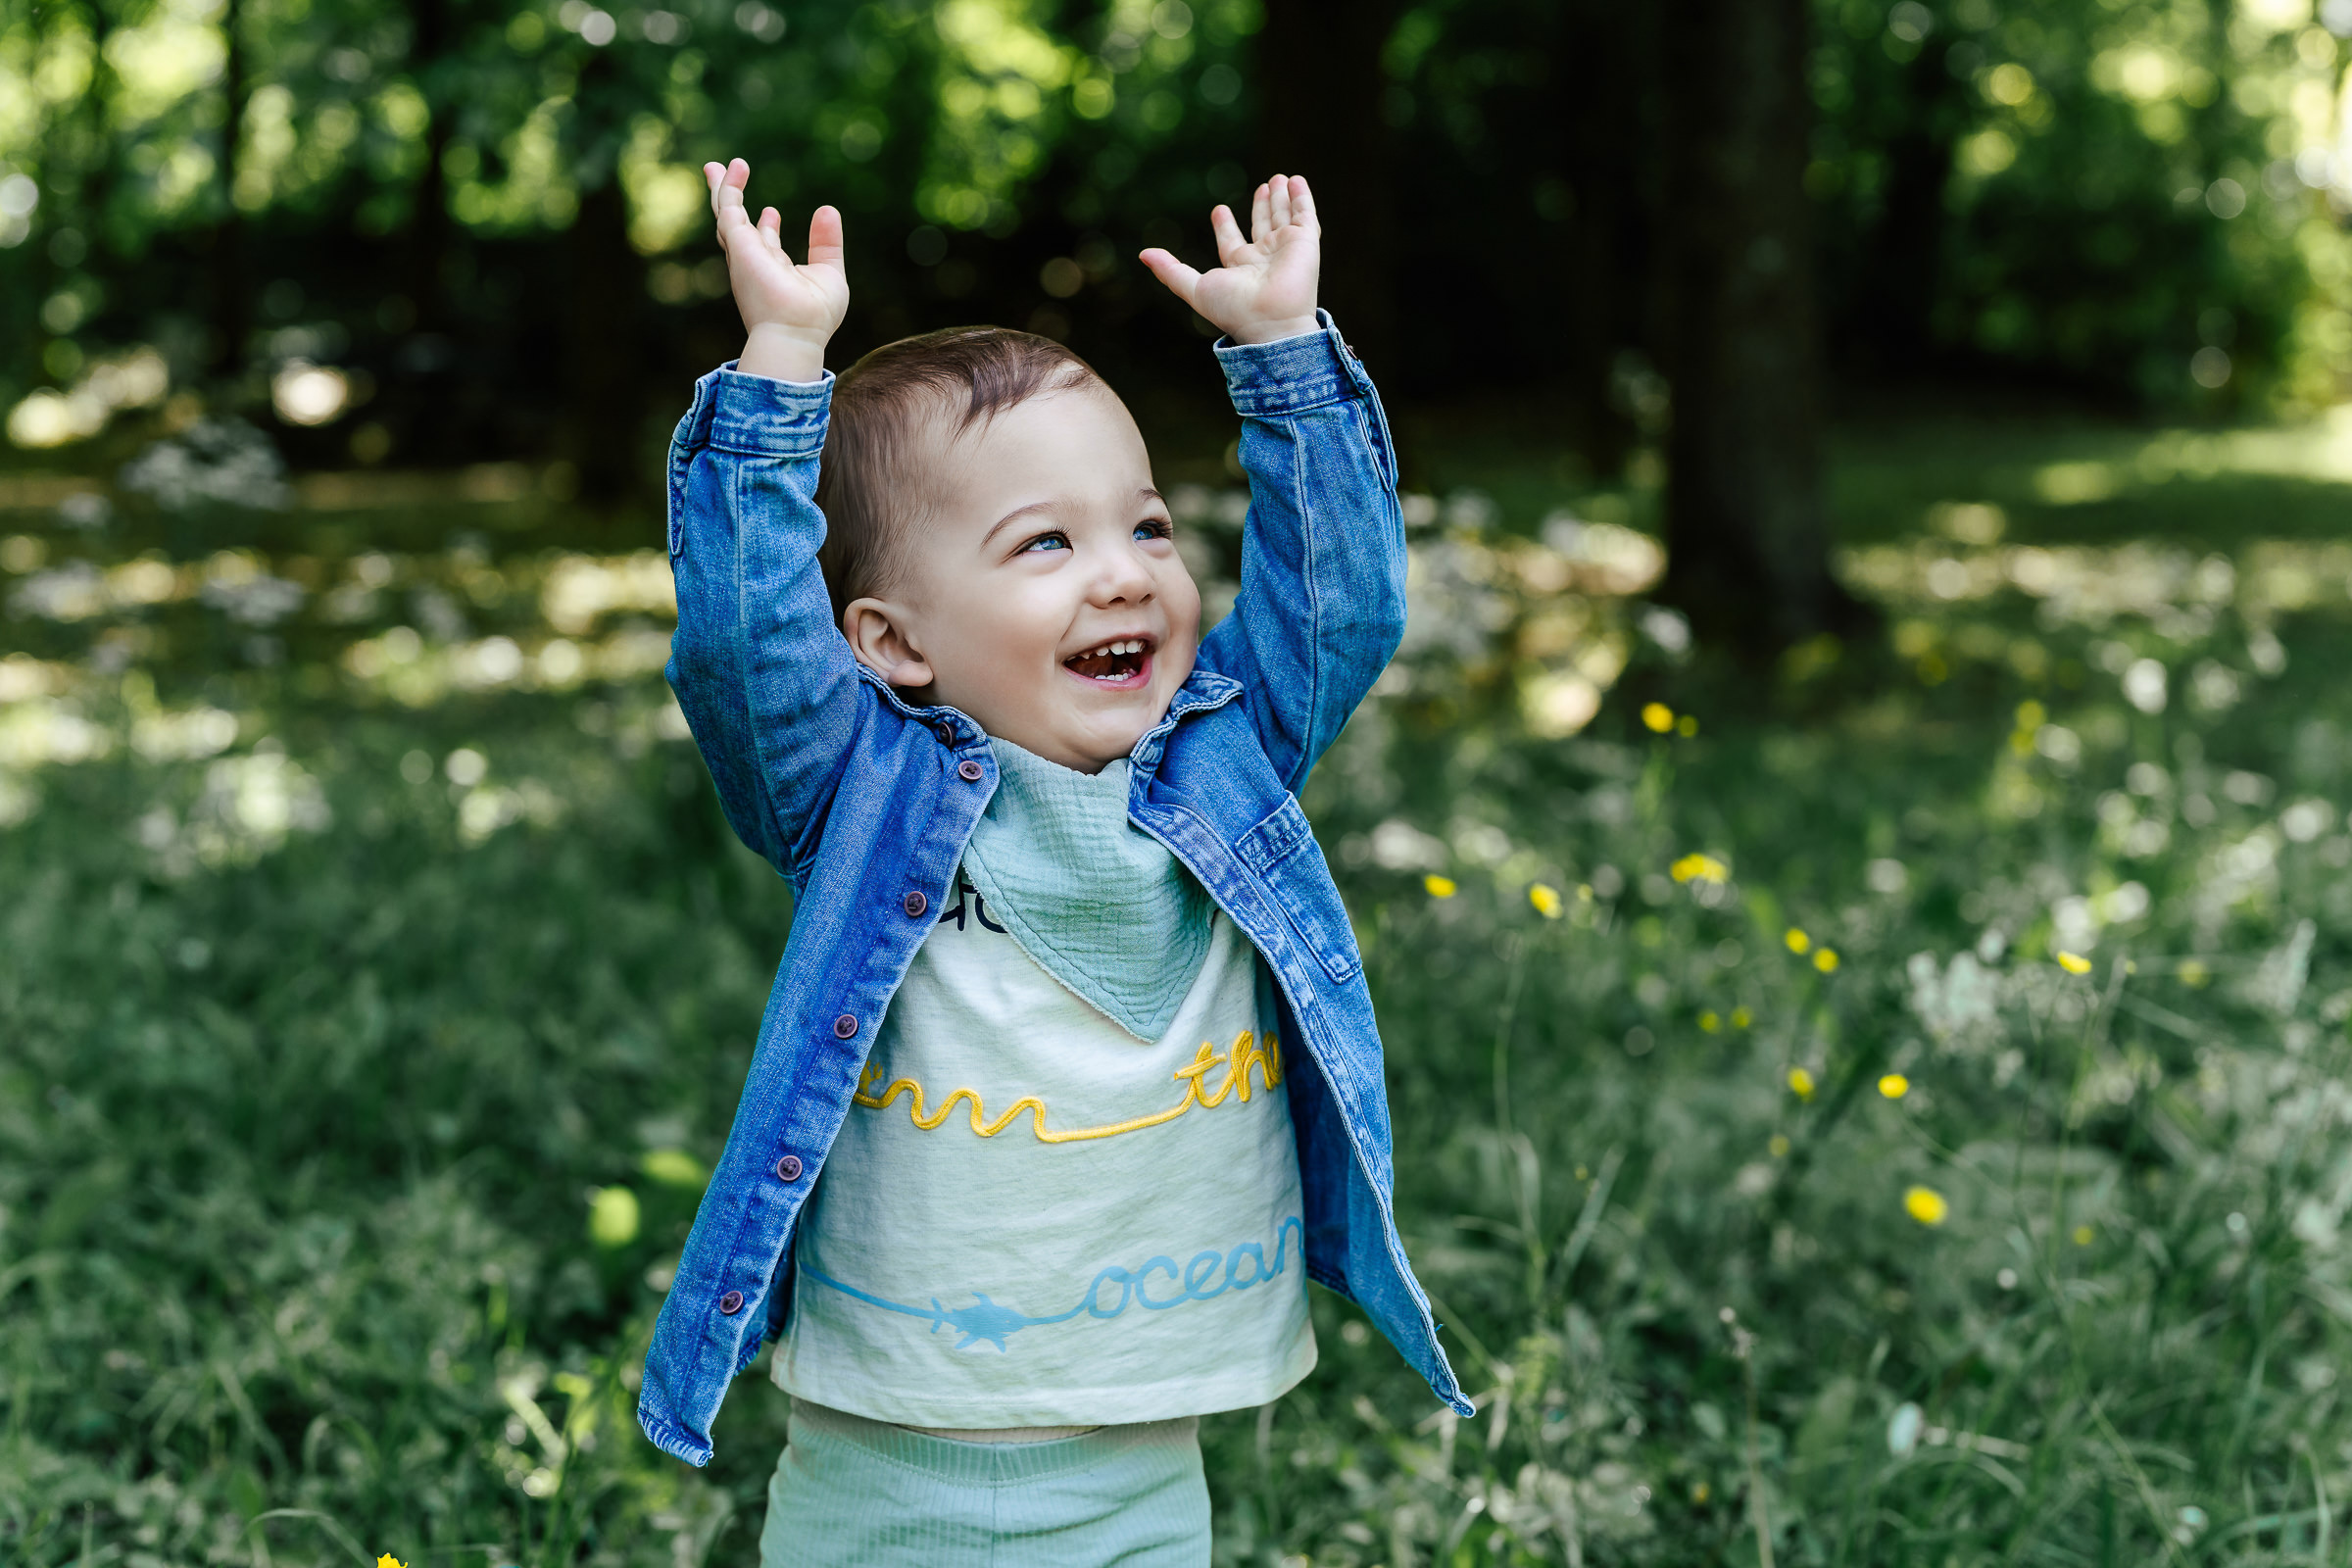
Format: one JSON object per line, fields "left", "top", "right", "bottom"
{"left": 704, "top": 157, "right": 847, "bottom": 383}
{"left": 1139, "top": 173, "right": 1321, "bottom": 346}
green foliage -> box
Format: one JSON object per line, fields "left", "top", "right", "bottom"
{"left": 0, "top": 0, "right": 1261, "bottom": 432}
{"left": 11, "top": 0, "right": 2352, "bottom": 470}
{"left": 1810, "top": 0, "right": 2352, "bottom": 411}
{"left": 7, "top": 422, "right": 2352, "bottom": 1560}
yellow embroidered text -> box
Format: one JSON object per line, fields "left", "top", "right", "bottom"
{"left": 854, "top": 1030, "right": 1283, "bottom": 1144}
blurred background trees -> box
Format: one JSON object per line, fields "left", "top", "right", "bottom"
{"left": 6, "top": 0, "right": 2352, "bottom": 640}
{"left": 16, "top": 5, "right": 2352, "bottom": 1551}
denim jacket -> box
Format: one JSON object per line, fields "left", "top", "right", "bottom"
{"left": 638, "top": 312, "right": 1469, "bottom": 1467}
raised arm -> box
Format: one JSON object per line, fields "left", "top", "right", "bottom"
{"left": 664, "top": 161, "right": 863, "bottom": 876}
{"left": 1142, "top": 175, "right": 1407, "bottom": 791}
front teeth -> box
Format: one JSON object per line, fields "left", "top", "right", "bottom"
{"left": 1069, "top": 638, "right": 1147, "bottom": 680}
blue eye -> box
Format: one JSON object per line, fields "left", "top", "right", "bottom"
{"left": 1135, "top": 520, "right": 1172, "bottom": 542}
{"left": 1019, "top": 532, "right": 1070, "bottom": 554}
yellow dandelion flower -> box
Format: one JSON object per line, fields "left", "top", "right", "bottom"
{"left": 1699, "top": 1009, "right": 1722, "bottom": 1034}
{"left": 1785, "top": 927, "right": 1811, "bottom": 955}
{"left": 1731, "top": 1005, "right": 1753, "bottom": 1029}
{"left": 1529, "top": 883, "right": 1563, "bottom": 918}
{"left": 1788, "top": 1066, "right": 1816, "bottom": 1100}
{"left": 1671, "top": 852, "right": 1731, "bottom": 884}
{"left": 1423, "top": 873, "right": 1457, "bottom": 899}
{"left": 2072, "top": 1224, "right": 2093, "bottom": 1246}
{"left": 1768, "top": 1134, "right": 1790, "bottom": 1157}
{"left": 1904, "top": 1186, "right": 1948, "bottom": 1225}
{"left": 1813, "top": 948, "right": 1839, "bottom": 973}
{"left": 1878, "top": 1073, "right": 1910, "bottom": 1100}
{"left": 1642, "top": 702, "right": 1675, "bottom": 733}
{"left": 379, "top": 1557, "right": 409, "bottom": 1568}
{"left": 2056, "top": 951, "right": 2092, "bottom": 974}
{"left": 1677, "top": 713, "right": 1698, "bottom": 736}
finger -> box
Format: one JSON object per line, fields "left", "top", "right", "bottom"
{"left": 805, "top": 204, "right": 845, "bottom": 273}
{"left": 1288, "top": 174, "right": 1317, "bottom": 234}
{"left": 1267, "top": 173, "right": 1289, "bottom": 232}
{"left": 1209, "top": 203, "right": 1248, "bottom": 267}
{"left": 1250, "top": 180, "right": 1272, "bottom": 248}
{"left": 726, "top": 157, "right": 750, "bottom": 192}
{"left": 1138, "top": 247, "right": 1201, "bottom": 307}
{"left": 710, "top": 162, "right": 749, "bottom": 227}
{"left": 759, "top": 207, "right": 785, "bottom": 258}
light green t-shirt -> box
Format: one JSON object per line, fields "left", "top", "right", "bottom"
{"left": 772, "top": 742, "right": 1316, "bottom": 1428}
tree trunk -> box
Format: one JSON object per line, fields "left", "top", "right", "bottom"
{"left": 1658, "top": 0, "right": 1861, "bottom": 656}
{"left": 78, "top": 0, "right": 120, "bottom": 254}
{"left": 565, "top": 174, "right": 647, "bottom": 508}
{"left": 1847, "top": 42, "right": 1961, "bottom": 380}
{"left": 1556, "top": 0, "right": 1649, "bottom": 478}
{"left": 397, "top": 0, "right": 457, "bottom": 464}
{"left": 209, "top": 0, "right": 248, "bottom": 382}
{"left": 1255, "top": 0, "right": 1399, "bottom": 379}
{"left": 408, "top": 0, "right": 454, "bottom": 331}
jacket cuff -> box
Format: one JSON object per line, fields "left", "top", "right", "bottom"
{"left": 689, "top": 362, "right": 833, "bottom": 457}
{"left": 636, "top": 1398, "right": 715, "bottom": 1467}
{"left": 1213, "top": 310, "right": 1372, "bottom": 416}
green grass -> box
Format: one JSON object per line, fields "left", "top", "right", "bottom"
{"left": 7, "top": 420, "right": 2352, "bottom": 1566}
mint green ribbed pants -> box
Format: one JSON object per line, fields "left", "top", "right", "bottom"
{"left": 759, "top": 1402, "right": 1211, "bottom": 1567}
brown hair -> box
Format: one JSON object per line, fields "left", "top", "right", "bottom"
{"left": 815, "top": 326, "right": 1102, "bottom": 621}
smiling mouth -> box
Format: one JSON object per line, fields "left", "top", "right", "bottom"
{"left": 1063, "top": 637, "right": 1152, "bottom": 684}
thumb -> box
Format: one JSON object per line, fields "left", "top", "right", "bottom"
{"left": 806, "top": 204, "right": 846, "bottom": 273}
{"left": 1138, "top": 248, "right": 1200, "bottom": 307}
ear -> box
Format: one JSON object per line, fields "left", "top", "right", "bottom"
{"left": 841, "top": 598, "right": 936, "bottom": 689}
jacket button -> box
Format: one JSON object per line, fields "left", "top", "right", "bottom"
{"left": 717, "top": 1290, "right": 745, "bottom": 1315}
{"left": 775, "top": 1154, "right": 803, "bottom": 1182}
{"left": 833, "top": 1013, "right": 858, "bottom": 1038}
{"left": 903, "top": 890, "right": 927, "bottom": 917}
{"left": 934, "top": 722, "right": 956, "bottom": 746}
{"left": 957, "top": 759, "right": 985, "bottom": 782}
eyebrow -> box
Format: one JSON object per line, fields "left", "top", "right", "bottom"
{"left": 980, "top": 488, "right": 1165, "bottom": 550}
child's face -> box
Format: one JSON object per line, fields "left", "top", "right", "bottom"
{"left": 851, "top": 384, "right": 1201, "bottom": 773}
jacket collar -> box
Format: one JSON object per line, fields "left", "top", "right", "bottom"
{"left": 857, "top": 663, "right": 973, "bottom": 741}
{"left": 1129, "top": 667, "right": 1242, "bottom": 777}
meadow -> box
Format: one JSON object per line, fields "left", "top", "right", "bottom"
{"left": 7, "top": 408, "right": 2352, "bottom": 1567}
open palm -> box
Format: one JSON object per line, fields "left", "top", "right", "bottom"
{"left": 704, "top": 158, "right": 848, "bottom": 348}
{"left": 1141, "top": 173, "right": 1322, "bottom": 346}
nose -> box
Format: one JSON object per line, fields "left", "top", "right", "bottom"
{"left": 1087, "top": 536, "right": 1156, "bottom": 607}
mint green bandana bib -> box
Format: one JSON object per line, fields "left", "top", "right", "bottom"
{"left": 957, "top": 737, "right": 1213, "bottom": 1042}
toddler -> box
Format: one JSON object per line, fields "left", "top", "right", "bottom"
{"left": 637, "top": 157, "right": 1466, "bottom": 1564}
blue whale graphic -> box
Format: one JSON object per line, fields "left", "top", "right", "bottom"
{"left": 800, "top": 1218, "right": 1304, "bottom": 1352}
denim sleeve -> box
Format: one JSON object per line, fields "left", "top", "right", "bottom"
{"left": 1195, "top": 311, "right": 1407, "bottom": 793}
{"left": 664, "top": 364, "right": 863, "bottom": 876}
